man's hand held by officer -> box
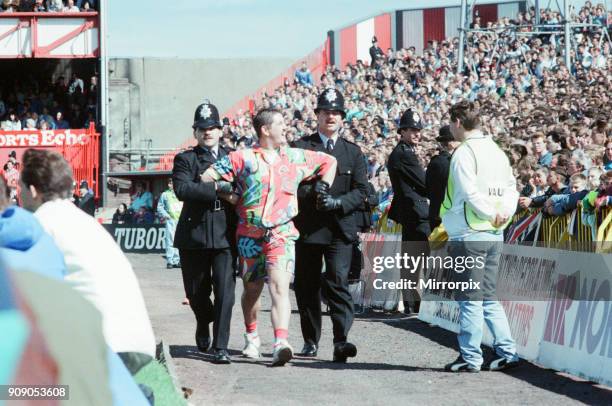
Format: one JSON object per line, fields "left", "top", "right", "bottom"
{"left": 215, "top": 180, "right": 238, "bottom": 205}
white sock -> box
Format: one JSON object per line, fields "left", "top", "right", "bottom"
{"left": 274, "top": 338, "right": 287, "bottom": 347}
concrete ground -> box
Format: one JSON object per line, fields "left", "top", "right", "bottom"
{"left": 130, "top": 253, "right": 611, "bottom": 406}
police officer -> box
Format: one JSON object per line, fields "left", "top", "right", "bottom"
{"left": 172, "top": 102, "right": 236, "bottom": 364}
{"left": 426, "top": 125, "right": 459, "bottom": 231}
{"left": 369, "top": 36, "right": 384, "bottom": 68}
{"left": 293, "top": 88, "right": 369, "bottom": 362}
{"left": 387, "top": 109, "right": 430, "bottom": 314}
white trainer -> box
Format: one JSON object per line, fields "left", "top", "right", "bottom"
{"left": 242, "top": 333, "right": 261, "bottom": 359}
{"left": 271, "top": 341, "right": 293, "bottom": 367}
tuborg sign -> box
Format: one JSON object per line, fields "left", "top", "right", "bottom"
{"left": 103, "top": 224, "right": 166, "bottom": 253}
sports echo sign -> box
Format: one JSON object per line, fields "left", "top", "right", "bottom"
{"left": 103, "top": 224, "right": 166, "bottom": 253}
{"left": 0, "top": 129, "right": 92, "bottom": 147}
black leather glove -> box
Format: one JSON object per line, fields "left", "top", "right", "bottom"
{"left": 298, "top": 184, "right": 313, "bottom": 199}
{"left": 317, "top": 193, "right": 343, "bottom": 211}
{"left": 314, "top": 180, "right": 331, "bottom": 196}
{"left": 216, "top": 180, "right": 233, "bottom": 194}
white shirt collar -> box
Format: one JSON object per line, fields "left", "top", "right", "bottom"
{"left": 207, "top": 145, "right": 219, "bottom": 156}
{"left": 464, "top": 129, "right": 485, "bottom": 140}
{"left": 319, "top": 132, "right": 338, "bottom": 146}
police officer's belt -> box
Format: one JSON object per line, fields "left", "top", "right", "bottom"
{"left": 205, "top": 199, "right": 224, "bottom": 211}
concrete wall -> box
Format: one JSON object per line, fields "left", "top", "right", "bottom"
{"left": 108, "top": 57, "right": 294, "bottom": 151}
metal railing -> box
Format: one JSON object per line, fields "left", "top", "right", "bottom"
{"left": 373, "top": 204, "right": 612, "bottom": 253}
{"left": 108, "top": 147, "right": 178, "bottom": 173}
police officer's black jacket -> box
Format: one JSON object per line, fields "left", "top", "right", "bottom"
{"left": 387, "top": 140, "right": 429, "bottom": 225}
{"left": 293, "top": 133, "right": 369, "bottom": 244}
{"left": 425, "top": 150, "right": 451, "bottom": 226}
{"left": 356, "top": 181, "right": 379, "bottom": 231}
{"left": 369, "top": 45, "right": 383, "bottom": 64}
{"left": 172, "top": 145, "right": 236, "bottom": 250}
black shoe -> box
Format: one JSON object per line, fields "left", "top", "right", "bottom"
{"left": 297, "top": 343, "right": 318, "bottom": 357}
{"left": 487, "top": 356, "right": 520, "bottom": 371}
{"left": 195, "top": 322, "right": 211, "bottom": 353}
{"left": 173, "top": 263, "right": 181, "bottom": 269}
{"left": 166, "top": 264, "right": 174, "bottom": 269}
{"left": 403, "top": 301, "right": 420, "bottom": 315}
{"left": 332, "top": 342, "right": 357, "bottom": 363}
{"left": 211, "top": 349, "right": 231, "bottom": 364}
{"left": 444, "top": 356, "right": 480, "bottom": 373}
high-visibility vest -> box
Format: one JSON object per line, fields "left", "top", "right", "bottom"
{"left": 439, "top": 136, "right": 512, "bottom": 232}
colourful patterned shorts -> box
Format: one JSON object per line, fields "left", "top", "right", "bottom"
{"left": 236, "top": 223, "right": 297, "bottom": 283}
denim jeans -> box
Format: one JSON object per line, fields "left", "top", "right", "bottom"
{"left": 165, "top": 219, "right": 180, "bottom": 266}
{"left": 449, "top": 231, "right": 518, "bottom": 368}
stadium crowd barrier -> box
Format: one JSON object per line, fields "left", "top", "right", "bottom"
{"left": 358, "top": 206, "right": 612, "bottom": 386}
{"left": 372, "top": 205, "right": 612, "bottom": 251}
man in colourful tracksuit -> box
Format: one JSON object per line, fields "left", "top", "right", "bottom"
{"left": 202, "top": 108, "right": 337, "bottom": 366}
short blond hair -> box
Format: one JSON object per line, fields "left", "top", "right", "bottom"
{"left": 569, "top": 173, "right": 587, "bottom": 190}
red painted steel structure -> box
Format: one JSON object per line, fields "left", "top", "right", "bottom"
{"left": 374, "top": 14, "right": 392, "bottom": 52}
{"left": 0, "top": 125, "right": 100, "bottom": 198}
{"left": 0, "top": 12, "right": 101, "bottom": 196}
{"left": 473, "top": 4, "right": 499, "bottom": 25}
{"left": 423, "top": 8, "right": 446, "bottom": 45}
{"left": 339, "top": 25, "right": 357, "bottom": 68}
{"left": 0, "top": 12, "right": 99, "bottom": 58}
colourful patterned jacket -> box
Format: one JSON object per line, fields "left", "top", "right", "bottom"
{"left": 208, "top": 147, "right": 336, "bottom": 231}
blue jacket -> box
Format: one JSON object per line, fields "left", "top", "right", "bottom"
{"left": 0, "top": 206, "right": 66, "bottom": 280}
{"left": 295, "top": 69, "right": 314, "bottom": 86}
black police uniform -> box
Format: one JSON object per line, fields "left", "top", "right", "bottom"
{"left": 369, "top": 37, "right": 384, "bottom": 68}
{"left": 426, "top": 126, "right": 454, "bottom": 231}
{"left": 349, "top": 181, "right": 379, "bottom": 281}
{"left": 387, "top": 109, "right": 430, "bottom": 313}
{"left": 292, "top": 88, "right": 369, "bottom": 361}
{"left": 172, "top": 103, "right": 236, "bottom": 356}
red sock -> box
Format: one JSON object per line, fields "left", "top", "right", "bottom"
{"left": 274, "top": 328, "right": 289, "bottom": 340}
{"left": 246, "top": 322, "right": 257, "bottom": 334}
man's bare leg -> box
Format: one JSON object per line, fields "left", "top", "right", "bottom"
{"left": 267, "top": 266, "right": 292, "bottom": 332}
{"left": 242, "top": 280, "right": 264, "bottom": 326}
{"left": 267, "top": 265, "right": 293, "bottom": 366}
{"left": 241, "top": 280, "right": 264, "bottom": 358}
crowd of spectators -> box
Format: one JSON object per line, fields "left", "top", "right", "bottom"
{"left": 2, "top": 151, "right": 19, "bottom": 203}
{"left": 0, "top": 72, "right": 98, "bottom": 131}
{"left": 215, "top": 4, "right": 611, "bottom": 232}
{"left": 111, "top": 181, "right": 158, "bottom": 225}
{"left": 0, "top": 0, "right": 96, "bottom": 12}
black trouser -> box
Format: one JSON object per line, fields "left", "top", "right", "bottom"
{"left": 400, "top": 222, "right": 431, "bottom": 311}
{"left": 179, "top": 248, "right": 235, "bottom": 350}
{"left": 349, "top": 241, "right": 363, "bottom": 281}
{"left": 294, "top": 239, "right": 354, "bottom": 345}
